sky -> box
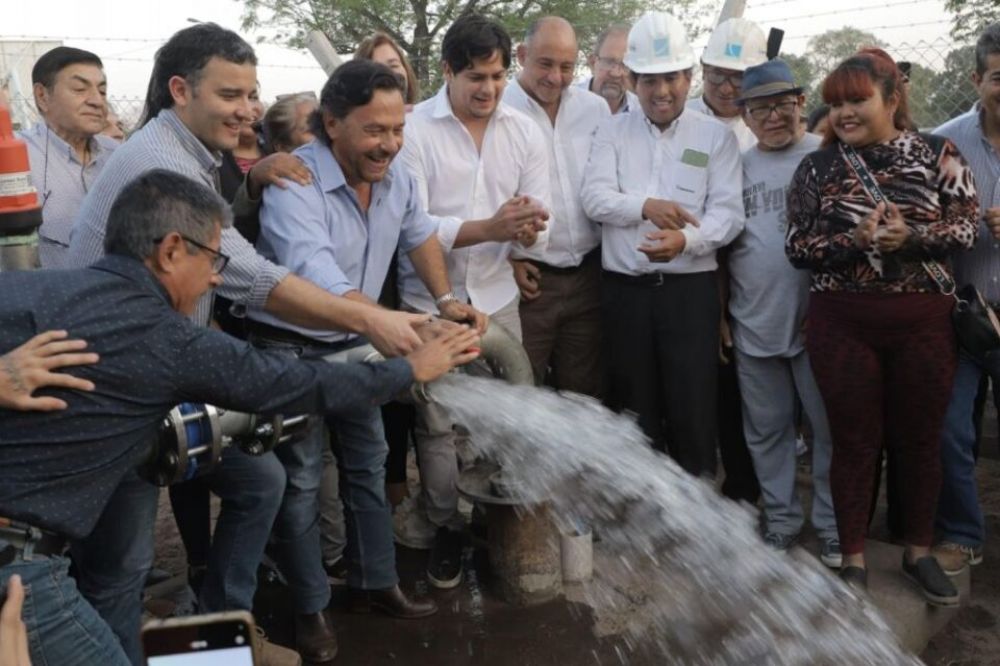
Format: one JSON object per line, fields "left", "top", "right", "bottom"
{"left": 1, "top": 0, "right": 956, "bottom": 105}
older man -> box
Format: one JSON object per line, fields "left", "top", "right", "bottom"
{"left": 21, "top": 47, "right": 118, "bottom": 268}
{"left": 0, "top": 169, "right": 479, "bottom": 666}
{"left": 507, "top": 17, "right": 610, "bottom": 395}
{"left": 727, "top": 59, "right": 838, "bottom": 566}
{"left": 575, "top": 24, "right": 638, "bottom": 115}
{"left": 582, "top": 12, "right": 743, "bottom": 477}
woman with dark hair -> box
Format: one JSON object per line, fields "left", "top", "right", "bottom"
{"left": 785, "top": 48, "right": 978, "bottom": 603}
{"left": 355, "top": 32, "right": 420, "bottom": 106}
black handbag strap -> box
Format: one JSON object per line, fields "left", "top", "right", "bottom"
{"left": 838, "top": 142, "right": 956, "bottom": 297}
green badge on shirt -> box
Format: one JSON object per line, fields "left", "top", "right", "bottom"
{"left": 681, "top": 149, "right": 709, "bottom": 168}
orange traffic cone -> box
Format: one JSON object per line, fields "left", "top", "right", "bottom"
{"left": 0, "top": 105, "right": 42, "bottom": 271}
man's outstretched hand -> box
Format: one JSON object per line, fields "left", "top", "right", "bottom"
{"left": 405, "top": 326, "right": 481, "bottom": 383}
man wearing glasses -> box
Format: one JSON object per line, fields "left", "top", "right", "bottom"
{"left": 687, "top": 18, "right": 768, "bottom": 151}
{"left": 726, "top": 60, "right": 840, "bottom": 566}
{"left": 0, "top": 170, "right": 479, "bottom": 666}
{"left": 575, "top": 24, "right": 639, "bottom": 115}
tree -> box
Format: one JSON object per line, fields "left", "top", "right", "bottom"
{"left": 239, "top": 0, "right": 719, "bottom": 95}
{"left": 778, "top": 53, "right": 817, "bottom": 112}
{"left": 945, "top": 0, "right": 1000, "bottom": 42}
{"left": 928, "top": 45, "right": 980, "bottom": 123}
{"left": 805, "top": 27, "right": 884, "bottom": 78}
{"left": 904, "top": 61, "right": 941, "bottom": 129}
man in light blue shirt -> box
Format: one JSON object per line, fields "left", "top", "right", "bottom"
{"left": 249, "top": 59, "right": 485, "bottom": 647}
{"left": 20, "top": 46, "right": 118, "bottom": 268}
{"left": 932, "top": 23, "right": 1000, "bottom": 576}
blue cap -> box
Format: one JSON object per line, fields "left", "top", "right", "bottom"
{"left": 737, "top": 59, "right": 802, "bottom": 104}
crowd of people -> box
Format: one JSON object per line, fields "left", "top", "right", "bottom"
{"left": 0, "top": 8, "right": 998, "bottom": 666}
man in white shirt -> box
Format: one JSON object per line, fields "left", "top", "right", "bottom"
{"left": 581, "top": 12, "right": 743, "bottom": 478}
{"left": 686, "top": 18, "right": 767, "bottom": 152}
{"left": 686, "top": 18, "right": 768, "bottom": 505}
{"left": 396, "top": 13, "right": 551, "bottom": 589}
{"left": 507, "top": 17, "right": 610, "bottom": 395}
{"left": 574, "top": 24, "right": 639, "bottom": 115}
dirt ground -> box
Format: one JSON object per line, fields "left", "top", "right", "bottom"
{"left": 150, "top": 440, "right": 1000, "bottom": 664}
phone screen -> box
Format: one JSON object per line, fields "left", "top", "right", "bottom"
{"left": 144, "top": 617, "right": 254, "bottom": 666}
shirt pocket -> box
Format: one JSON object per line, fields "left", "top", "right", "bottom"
{"left": 667, "top": 163, "right": 708, "bottom": 213}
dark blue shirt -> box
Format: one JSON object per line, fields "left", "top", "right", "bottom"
{"left": 0, "top": 255, "right": 413, "bottom": 539}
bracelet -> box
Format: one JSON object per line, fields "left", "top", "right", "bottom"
{"left": 434, "top": 292, "right": 459, "bottom": 307}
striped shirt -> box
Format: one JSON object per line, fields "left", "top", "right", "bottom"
{"left": 935, "top": 106, "right": 1000, "bottom": 303}
{"left": 66, "top": 109, "right": 289, "bottom": 325}
{"left": 19, "top": 123, "right": 119, "bottom": 269}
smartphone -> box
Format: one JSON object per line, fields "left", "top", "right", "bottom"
{"left": 142, "top": 610, "right": 258, "bottom": 665}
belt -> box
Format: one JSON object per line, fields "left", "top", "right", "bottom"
{"left": 245, "top": 319, "right": 358, "bottom": 353}
{"left": 527, "top": 248, "right": 600, "bottom": 276}
{"left": 0, "top": 518, "right": 67, "bottom": 566}
{"left": 602, "top": 270, "right": 674, "bottom": 287}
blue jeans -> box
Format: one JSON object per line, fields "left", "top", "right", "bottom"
{"left": 937, "top": 351, "right": 997, "bottom": 547}
{"left": 72, "top": 451, "right": 286, "bottom": 664}
{"left": 2, "top": 553, "right": 130, "bottom": 666}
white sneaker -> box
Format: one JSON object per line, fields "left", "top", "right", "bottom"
{"left": 392, "top": 495, "right": 436, "bottom": 549}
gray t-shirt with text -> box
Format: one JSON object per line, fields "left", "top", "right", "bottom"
{"left": 728, "top": 133, "right": 821, "bottom": 357}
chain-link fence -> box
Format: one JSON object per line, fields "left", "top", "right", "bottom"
{"left": 6, "top": 35, "right": 979, "bottom": 135}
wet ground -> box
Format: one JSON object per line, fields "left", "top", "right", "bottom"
{"left": 149, "top": 427, "right": 1000, "bottom": 665}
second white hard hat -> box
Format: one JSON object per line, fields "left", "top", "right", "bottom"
{"left": 624, "top": 12, "right": 695, "bottom": 75}
{"left": 701, "top": 18, "right": 768, "bottom": 72}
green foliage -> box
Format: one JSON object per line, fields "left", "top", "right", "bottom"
{"left": 927, "top": 45, "right": 979, "bottom": 124}
{"left": 945, "top": 0, "right": 1000, "bottom": 43}
{"left": 239, "top": 0, "right": 719, "bottom": 97}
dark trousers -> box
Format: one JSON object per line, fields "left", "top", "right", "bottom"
{"left": 807, "top": 292, "right": 955, "bottom": 555}
{"left": 602, "top": 270, "right": 720, "bottom": 477}
{"left": 718, "top": 354, "right": 761, "bottom": 503}
{"left": 519, "top": 252, "right": 603, "bottom": 397}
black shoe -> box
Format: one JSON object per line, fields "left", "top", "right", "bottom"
{"left": 323, "top": 556, "right": 348, "bottom": 586}
{"left": 840, "top": 566, "right": 868, "bottom": 591}
{"left": 428, "top": 527, "right": 464, "bottom": 589}
{"left": 348, "top": 585, "right": 438, "bottom": 619}
{"left": 294, "top": 610, "right": 338, "bottom": 664}
{"left": 902, "top": 555, "right": 959, "bottom": 607}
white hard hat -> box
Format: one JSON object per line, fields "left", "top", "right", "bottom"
{"left": 624, "top": 12, "right": 695, "bottom": 75}
{"left": 701, "top": 18, "right": 767, "bottom": 72}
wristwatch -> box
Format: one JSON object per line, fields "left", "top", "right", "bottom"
{"left": 434, "top": 292, "right": 460, "bottom": 307}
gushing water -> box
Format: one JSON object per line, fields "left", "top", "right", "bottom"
{"left": 430, "top": 374, "right": 921, "bottom": 665}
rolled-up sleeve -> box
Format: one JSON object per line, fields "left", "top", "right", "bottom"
{"left": 580, "top": 118, "right": 646, "bottom": 227}
{"left": 257, "top": 182, "right": 354, "bottom": 297}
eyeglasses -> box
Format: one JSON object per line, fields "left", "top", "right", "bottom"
{"left": 703, "top": 69, "right": 743, "bottom": 88}
{"left": 745, "top": 100, "right": 799, "bottom": 121}
{"left": 155, "top": 235, "right": 230, "bottom": 274}
{"left": 596, "top": 57, "right": 627, "bottom": 73}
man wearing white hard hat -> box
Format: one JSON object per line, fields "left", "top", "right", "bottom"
{"left": 581, "top": 11, "right": 744, "bottom": 478}
{"left": 688, "top": 18, "right": 768, "bottom": 151}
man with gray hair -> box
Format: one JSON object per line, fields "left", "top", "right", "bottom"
{"left": 931, "top": 21, "right": 1000, "bottom": 576}
{"left": 575, "top": 24, "right": 638, "bottom": 115}
{"left": 0, "top": 169, "right": 480, "bottom": 666}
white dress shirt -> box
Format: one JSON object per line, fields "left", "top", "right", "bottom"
{"left": 573, "top": 77, "right": 639, "bottom": 114}
{"left": 581, "top": 106, "right": 744, "bottom": 275}
{"left": 503, "top": 80, "right": 610, "bottom": 267}
{"left": 397, "top": 85, "right": 553, "bottom": 315}
{"left": 687, "top": 96, "right": 757, "bottom": 151}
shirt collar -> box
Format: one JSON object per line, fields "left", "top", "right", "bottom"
{"left": 91, "top": 254, "right": 173, "bottom": 306}
{"left": 307, "top": 139, "right": 395, "bottom": 196}
{"left": 158, "top": 109, "right": 224, "bottom": 171}
{"left": 641, "top": 107, "right": 685, "bottom": 139}
{"left": 29, "top": 122, "right": 112, "bottom": 164}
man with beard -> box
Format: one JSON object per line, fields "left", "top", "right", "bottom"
{"left": 575, "top": 24, "right": 638, "bottom": 115}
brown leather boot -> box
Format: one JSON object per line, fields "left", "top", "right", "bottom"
{"left": 294, "top": 610, "right": 338, "bottom": 664}
{"left": 253, "top": 626, "right": 303, "bottom": 666}
{"left": 348, "top": 584, "right": 438, "bottom": 619}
